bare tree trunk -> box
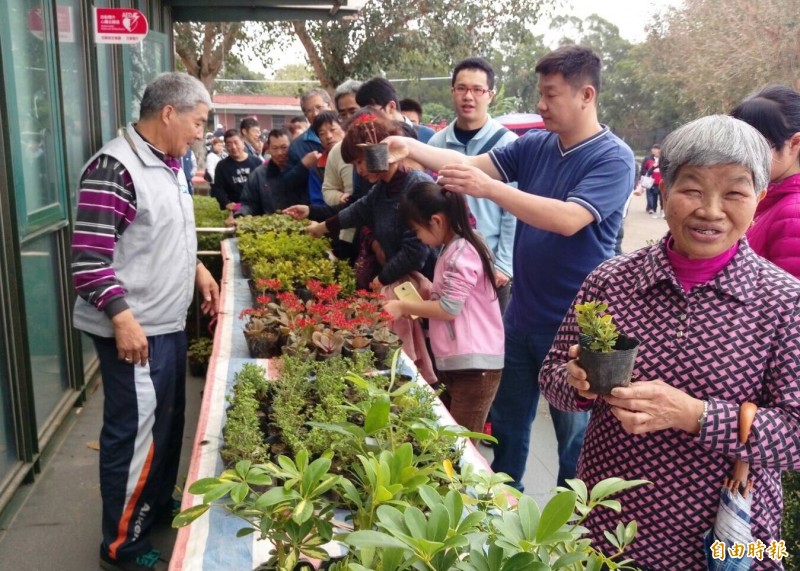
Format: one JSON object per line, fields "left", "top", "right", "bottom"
{"left": 292, "top": 21, "right": 335, "bottom": 96}
{"left": 175, "top": 22, "right": 241, "bottom": 93}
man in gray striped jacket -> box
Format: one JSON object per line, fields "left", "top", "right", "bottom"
{"left": 71, "top": 72, "right": 218, "bottom": 571}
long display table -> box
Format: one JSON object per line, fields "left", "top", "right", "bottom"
{"left": 170, "top": 238, "right": 491, "bottom": 570}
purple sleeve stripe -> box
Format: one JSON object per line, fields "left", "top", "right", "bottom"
{"left": 71, "top": 243, "right": 114, "bottom": 254}
{"left": 74, "top": 273, "right": 118, "bottom": 290}
{"left": 77, "top": 190, "right": 135, "bottom": 211}
{"left": 72, "top": 228, "right": 114, "bottom": 242}
{"left": 72, "top": 154, "right": 133, "bottom": 311}
{"left": 95, "top": 291, "right": 126, "bottom": 310}
{"left": 73, "top": 267, "right": 117, "bottom": 283}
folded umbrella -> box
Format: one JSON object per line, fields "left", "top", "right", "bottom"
{"left": 705, "top": 402, "right": 758, "bottom": 570}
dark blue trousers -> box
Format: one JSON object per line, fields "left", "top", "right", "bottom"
{"left": 490, "top": 324, "right": 588, "bottom": 491}
{"left": 93, "top": 331, "right": 187, "bottom": 562}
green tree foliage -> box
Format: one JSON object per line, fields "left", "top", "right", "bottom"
{"left": 214, "top": 58, "right": 269, "bottom": 95}
{"left": 174, "top": 0, "right": 557, "bottom": 97}
{"left": 281, "top": 0, "right": 554, "bottom": 91}
{"left": 643, "top": 0, "right": 800, "bottom": 117}
{"left": 488, "top": 21, "right": 548, "bottom": 112}
{"left": 267, "top": 63, "right": 319, "bottom": 97}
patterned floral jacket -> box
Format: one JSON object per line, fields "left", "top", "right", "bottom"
{"left": 540, "top": 236, "right": 800, "bottom": 570}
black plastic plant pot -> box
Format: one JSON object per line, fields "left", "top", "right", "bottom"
{"left": 364, "top": 143, "right": 389, "bottom": 172}
{"left": 188, "top": 360, "right": 207, "bottom": 378}
{"left": 579, "top": 334, "right": 640, "bottom": 396}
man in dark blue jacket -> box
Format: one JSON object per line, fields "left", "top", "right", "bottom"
{"left": 278, "top": 88, "right": 330, "bottom": 208}
{"left": 236, "top": 128, "right": 292, "bottom": 217}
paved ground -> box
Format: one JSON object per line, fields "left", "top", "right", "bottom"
{"left": 0, "top": 192, "right": 667, "bottom": 570}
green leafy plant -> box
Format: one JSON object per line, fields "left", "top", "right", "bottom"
{"left": 236, "top": 213, "right": 310, "bottom": 237}
{"left": 174, "top": 454, "right": 340, "bottom": 570}
{"left": 221, "top": 364, "right": 270, "bottom": 465}
{"left": 575, "top": 301, "right": 619, "bottom": 353}
{"left": 784, "top": 471, "right": 800, "bottom": 571}
{"left": 187, "top": 337, "right": 213, "bottom": 367}
{"left": 340, "top": 474, "right": 649, "bottom": 570}
{"left": 194, "top": 196, "right": 231, "bottom": 251}
{"left": 181, "top": 352, "right": 649, "bottom": 571}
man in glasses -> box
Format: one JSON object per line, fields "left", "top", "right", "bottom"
{"left": 427, "top": 57, "right": 518, "bottom": 316}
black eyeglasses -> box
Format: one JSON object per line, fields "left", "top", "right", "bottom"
{"left": 452, "top": 85, "right": 492, "bottom": 96}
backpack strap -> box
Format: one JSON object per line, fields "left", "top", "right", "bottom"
{"left": 476, "top": 127, "right": 510, "bottom": 155}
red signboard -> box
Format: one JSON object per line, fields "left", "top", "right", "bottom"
{"left": 94, "top": 7, "right": 148, "bottom": 44}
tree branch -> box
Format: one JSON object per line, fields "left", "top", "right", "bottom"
{"left": 293, "top": 20, "right": 334, "bottom": 92}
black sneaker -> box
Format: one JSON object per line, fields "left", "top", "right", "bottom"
{"left": 99, "top": 548, "right": 167, "bottom": 571}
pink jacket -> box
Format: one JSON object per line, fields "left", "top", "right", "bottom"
{"left": 747, "top": 173, "right": 800, "bottom": 279}
{"left": 429, "top": 237, "right": 504, "bottom": 371}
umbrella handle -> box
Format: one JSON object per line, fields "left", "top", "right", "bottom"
{"left": 730, "top": 402, "right": 758, "bottom": 495}
{"left": 738, "top": 401, "right": 757, "bottom": 444}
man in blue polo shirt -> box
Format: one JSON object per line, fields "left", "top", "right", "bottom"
{"left": 386, "top": 45, "right": 635, "bottom": 491}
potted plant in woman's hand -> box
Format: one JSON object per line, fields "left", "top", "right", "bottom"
{"left": 354, "top": 114, "right": 389, "bottom": 172}
{"left": 575, "top": 301, "right": 640, "bottom": 395}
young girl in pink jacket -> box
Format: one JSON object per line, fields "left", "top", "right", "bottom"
{"left": 383, "top": 181, "right": 504, "bottom": 435}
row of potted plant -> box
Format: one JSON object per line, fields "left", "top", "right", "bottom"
{"left": 241, "top": 279, "right": 400, "bottom": 362}
{"left": 176, "top": 352, "right": 649, "bottom": 570}
{"left": 236, "top": 214, "right": 311, "bottom": 237}
{"left": 235, "top": 214, "right": 356, "bottom": 296}
{"left": 194, "top": 195, "right": 231, "bottom": 252}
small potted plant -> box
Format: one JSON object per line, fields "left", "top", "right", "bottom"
{"left": 312, "top": 328, "right": 345, "bottom": 361}
{"left": 281, "top": 331, "right": 313, "bottom": 359}
{"left": 575, "top": 300, "right": 640, "bottom": 395}
{"left": 353, "top": 114, "right": 389, "bottom": 172}
{"left": 370, "top": 326, "right": 402, "bottom": 366}
{"left": 342, "top": 331, "right": 372, "bottom": 359}
{"left": 241, "top": 309, "right": 285, "bottom": 358}
{"left": 187, "top": 337, "right": 213, "bottom": 377}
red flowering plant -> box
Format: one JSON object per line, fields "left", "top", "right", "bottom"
{"left": 352, "top": 114, "right": 380, "bottom": 145}
{"left": 350, "top": 291, "right": 392, "bottom": 329}
{"left": 285, "top": 316, "right": 319, "bottom": 353}
{"left": 256, "top": 278, "right": 284, "bottom": 295}
{"left": 306, "top": 279, "right": 342, "bottom": 304}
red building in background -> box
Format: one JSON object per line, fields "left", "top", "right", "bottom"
{"left": 212, "top": 93, "right": 302, "bottom": 132}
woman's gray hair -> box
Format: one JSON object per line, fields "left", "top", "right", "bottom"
{"left": 139, "top": 72, "right": 212, "bottom": 119}
{"left": 660, "top": 114, "right": 771, "bottom": 194}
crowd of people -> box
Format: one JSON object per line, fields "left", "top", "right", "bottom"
{"left": 69, "top": 42, "right": 800, "bottom": 571}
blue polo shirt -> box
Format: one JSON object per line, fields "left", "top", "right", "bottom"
{"left": 489, "top": 126, "right": 635, "bottom": 335}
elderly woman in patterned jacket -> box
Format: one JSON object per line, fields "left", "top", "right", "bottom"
{"left": 540, "top": 115, "right": 800, "bottom": 570}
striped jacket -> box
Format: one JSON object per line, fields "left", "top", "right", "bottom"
{"left": 71, "top": 124, "right": 198, "bottom": 337}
